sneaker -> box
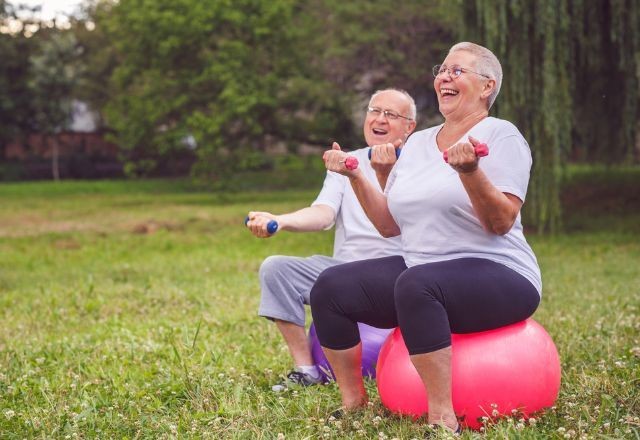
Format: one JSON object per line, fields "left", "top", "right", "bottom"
{"left": 271, "top": 369, "right": 323, "bottom": 392}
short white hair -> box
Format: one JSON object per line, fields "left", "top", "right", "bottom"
{"left": 449, "top": 42, "right": 503, "bottom": 109}
{"left": 369, "top": 88, "right": 417, "bottom": 120}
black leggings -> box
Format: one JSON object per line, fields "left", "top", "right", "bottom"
{"left": 310, "top": 256, "right": 540, "bottom": 355}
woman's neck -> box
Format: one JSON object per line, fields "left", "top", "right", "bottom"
{"left": 437, "top": 110, "right": 488, "bottom": 151}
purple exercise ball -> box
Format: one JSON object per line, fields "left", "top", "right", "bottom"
{"left": 308, "top": 321, "right": 393, "bottom": 381}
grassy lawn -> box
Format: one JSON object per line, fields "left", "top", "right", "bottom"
{"left": 0, "top": 168, "right": 638, "bottom": 439}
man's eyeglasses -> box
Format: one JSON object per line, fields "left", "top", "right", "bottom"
{"left": 367, "top": 106, "right": 413, "bottom": 121}
{"left": 432, "top": 64, "right": 491, "bottom": 80}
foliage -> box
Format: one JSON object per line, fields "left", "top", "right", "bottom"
{"left": 460, "top": 0, "right": 572, "bottom": 234}
{"left": 293, "top": 0, "right": 455, "bottom": 131}
{"left": 1, "top": 0, "right": 639, "bottom": 232}
{"left": 98, "top": 0, "right": 456, "bottom": 180}
{"left": 0, "top": 176, "right": 638, "bottom": 438}
{"left": 569, "top": 0, "right": 640, "bottom": 163}
{"left": 70, "top": 0, "right": 119, "bottom": 129}
{"left": 101, "top": 0, "right": 344, "bottom": 179}
{"left": 0, "top": 2, "right": 35, "bottom": 150}
{"left": 460, "top": 0, "right": 640, "bottom": 233}
{"left": 28, "top": 31, "right": 80, "bottom": 135}
{"left": 27, "top": 30, "right": 81, "bottom": 180}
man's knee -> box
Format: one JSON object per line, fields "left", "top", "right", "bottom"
{"left": 259, "top": 255, "right": 294, "bottom": 283}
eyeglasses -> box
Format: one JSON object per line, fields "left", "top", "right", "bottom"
{"left": 432, "top": 64, "right": 490, "bottom": 79}
{"left": 367, "top": 106, "right": 413, "bottom": 121}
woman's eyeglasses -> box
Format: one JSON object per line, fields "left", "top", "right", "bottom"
{"left": 432, "top": 64, "right": 490, "bottom": 79}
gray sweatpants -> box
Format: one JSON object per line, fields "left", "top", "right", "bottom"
{"left": 258, "top": 255, "right": 346, "bottom": 326}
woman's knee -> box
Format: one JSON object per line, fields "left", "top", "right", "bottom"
{"left": 309, "top": 266, "right": 345, "bottom": 311}
{"left": 394, "top": 266, "right": 441, "bottom": 309}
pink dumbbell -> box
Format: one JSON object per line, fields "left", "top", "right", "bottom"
{"left": 344, "top": 156, "right": 359, "bottom": 170}
{"left": 443, "top": 143, "right": 489, "bottom": 163}
{"left": 337, "top": 156, "right": 360, "bottom": 170}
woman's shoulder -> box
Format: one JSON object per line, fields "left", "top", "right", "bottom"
{"left": 482, "top": 117, "right": 525, "bottom": 138}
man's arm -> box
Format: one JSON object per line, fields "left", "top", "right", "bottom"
{"left": 275, "top": 204, "right": 336, "bottom": 232}
{"left": 246, "top": 205, "right": 336, "bottom": 238}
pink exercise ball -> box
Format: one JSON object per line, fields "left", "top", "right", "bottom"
{"left": 376, "top": 319, "right": 561, "bottom": 430}
{"left": 309, "top": 321, "right": 393, "bottom": 381}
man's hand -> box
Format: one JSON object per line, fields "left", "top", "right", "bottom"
{"left": 369, "top": 139, "right": 402, "bottom": 173}
{"left": 246, "top": 211, "right": 279, "bottom": 238}
{"left": 370, "top": 139, "right": 402, "bottom": 190}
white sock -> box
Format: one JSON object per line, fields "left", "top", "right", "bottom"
{"left": 297, "top": 365, "right": 321, "bottom": 379}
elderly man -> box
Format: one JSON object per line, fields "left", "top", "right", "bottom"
{"left": 246, "top": 88, "right": 416, "bottom": 391}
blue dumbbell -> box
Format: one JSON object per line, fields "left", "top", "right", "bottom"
{"left": 245, "top": 216, "right": 278, "bottom": 235}
{"left": 368, "top": 148, "right": 402, "bottom": 160}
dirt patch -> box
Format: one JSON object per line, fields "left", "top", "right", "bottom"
{"left": 131, "top": 220, "right": 183, "bottom": 235}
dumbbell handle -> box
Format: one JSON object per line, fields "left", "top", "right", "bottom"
{"left": 443, "top": 143, "right": 488, "bottom": 163}
{"left": 368, "top": 148, "right": 401, "bottom": 160}
{"left": 245, "top": 216, "right": 278, "bottom": 235}
{"left": 344, "top": 148, "right": 401, "bottom": 171}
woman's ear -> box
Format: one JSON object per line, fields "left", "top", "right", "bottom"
{"left": 481, "top": 79, "right": 496, "bottom": 100}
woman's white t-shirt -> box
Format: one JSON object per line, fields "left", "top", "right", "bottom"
{"left": 385, "top": 117, "right": 542, "bottom": 294}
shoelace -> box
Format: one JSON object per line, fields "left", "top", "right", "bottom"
{"left": 286, "top": 371, "right": 313, "bottom": 385}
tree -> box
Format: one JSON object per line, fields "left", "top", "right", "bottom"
{"left": 0, "top": 1, "right": 35, "bottom": 154}
{"left": 28, "top": 31, "right": 80, "bottom": 180}
{"left": 461, "top": 0, "right": 640, "bottom": 233}
{"left": 71, "top": 0, "right": 119, "bottom": 130}
{"left": 299, "top": 0, "right": 456, "bottom": 129}
{"left": 569, "top": 0, "right": 640, "bottom": 163}
{"left": 99, "top": 0, "right": 457, "bottom": 180}
{"left": 101, "top": 0, "right": 346, "bottom": 179}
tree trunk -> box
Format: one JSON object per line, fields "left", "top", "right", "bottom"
{"left": 46, "top": 135, "right": 60, "bottom": 181}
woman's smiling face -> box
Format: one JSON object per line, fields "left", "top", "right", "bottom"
{"left": 434, "top": 50, "right": 492, "bottom": 120}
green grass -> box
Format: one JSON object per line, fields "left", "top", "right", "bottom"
{"left": 0, "top": 168, "right": 639, "bottom": 439}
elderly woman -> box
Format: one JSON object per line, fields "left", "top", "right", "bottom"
{"left": 311, "top": 42, "right": 541, "bottom": 434}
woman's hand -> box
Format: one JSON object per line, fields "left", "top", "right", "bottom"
{"left": 445, "top": 136, "right": 485, "bottom": 174}
{"left": 323, "top": 142, "right": 361, "bottom": 177}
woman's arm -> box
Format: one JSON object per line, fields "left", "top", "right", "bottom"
{"left": 324, "top": 142, "right": 401, "bottom": 237}
{"left": 458, "top": 170, "right": 522, "bottom": 235}
{"left": 348, "top": 172, "right": 400, "bottom": 237}
{"left": 447, "top": 136, "right": 522, "bottom": 235}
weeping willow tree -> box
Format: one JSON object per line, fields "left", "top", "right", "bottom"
{"left": 570, "top": 0, "right": 640, "bottom": 163}
{"left": 460, "top": 0, "right": 640, "bottom": 233}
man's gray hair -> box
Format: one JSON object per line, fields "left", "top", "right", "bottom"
{"left": 449, "top": 42, "right": 502, "bottom": 109}
{"left": 369, "top": 88, "right": 417, "bottom": 120}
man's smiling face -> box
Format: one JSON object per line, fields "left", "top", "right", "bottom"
{"left": 364, "top": 90, "right": 415, "bottom": 147}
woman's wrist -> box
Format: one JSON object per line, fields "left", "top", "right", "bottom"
{"left": 457, "top": 166, "right": 480, "bottom": 176}
{"left": 347, "top": 169, "right": 365, "bottom": 182}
